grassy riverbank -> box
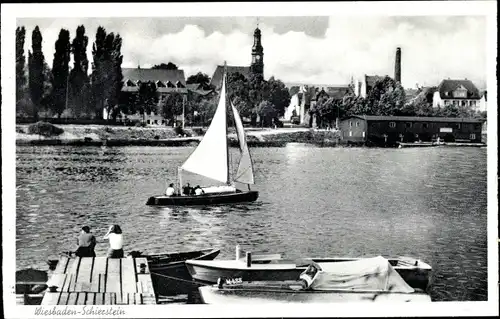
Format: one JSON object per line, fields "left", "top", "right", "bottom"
{"left": 16, "top": 124, "right": 342, "bottom": 147}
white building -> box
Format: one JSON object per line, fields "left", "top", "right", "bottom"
{"left": 432, "top": 79, "right": 481, "bottom": 110}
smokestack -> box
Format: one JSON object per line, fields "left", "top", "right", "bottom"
{"left": 395, "top": 47, "right": 401, "bottom": 84}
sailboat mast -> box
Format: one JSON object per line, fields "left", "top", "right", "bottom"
{"left": 224, "top": 61, "right": 231, "bottom": 186}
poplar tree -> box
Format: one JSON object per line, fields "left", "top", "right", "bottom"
{"left": 51, "top": 29, "right": 71, "bottom": 118}
{"left": 69, "top": 25, "right": 90, "bottom": 117}
{"left": 28, "top": 26, "right": 45, "bottom": 121}
{"left": 16, "top": 26, "right": 27, "bottom": 105}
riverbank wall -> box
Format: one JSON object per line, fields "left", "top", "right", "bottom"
{"left": 15, "top": 124, "right": 342, "bottom": 147}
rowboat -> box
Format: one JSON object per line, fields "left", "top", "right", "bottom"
{"left": 131, "top": 248, "right": 220, "bottom": 296}
{"left": 198, "top": 256, "right": 432, "bottom": 304}
{"left": 186, "top": 253, "right": 432, "bottom": 291}
{"left": 146, "top": 62, "right": 258, "bottom": 206}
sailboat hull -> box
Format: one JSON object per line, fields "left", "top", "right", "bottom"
{"left": 146, "top": 191, "right": 259, "bottom": 206}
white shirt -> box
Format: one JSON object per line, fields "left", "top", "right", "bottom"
{"left": 106, "top": 233, "right": 123, "bottom": 250}
{"left": 166, "top": 187, "right": 175, "bottom": 196}
{"left": 195, "top": 188, "right": 203, "bottom": 195}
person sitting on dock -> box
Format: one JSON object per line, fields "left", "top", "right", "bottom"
{"left": 194, "top": 185, "right": 205, "bottom": 196}
{"left": 182, "top": 183, "right": 192, "bottom": 196}
{"left": 166, "top": 183, "right": 176, "bottom": 196}
{"left": 75, "top": 226, "right": 96, "bottom": 257}
{"left": 103, "top": 225, "right": 124, "bottom": 258}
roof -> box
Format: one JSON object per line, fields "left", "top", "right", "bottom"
{"left": 122, "top": 68, "right": 186, "bottom": 86}
{"left": 345, "top": 115, "right": 485, "bottom": 123}
{"left": 122, "top": 86, "right": 188, "bottom": 94}
{"left": 437, "top": 79, "right": 480, "bottom": 100}
{"left": 210, "top": 65, "right": 251, "bottom": 90}
{"left": 321, "top": 86, "right": 352, "bottom": 99}
{"left": 365, "top": 75, "right": 387, "bottom": 87}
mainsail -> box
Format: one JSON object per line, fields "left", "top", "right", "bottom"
{"left": 231, "top": 102, "right": 255, "bottom": 185}
{"left": 181, "top": 74, "right": 229, "bottom": 184}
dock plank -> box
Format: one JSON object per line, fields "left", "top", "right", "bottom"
{"left": 134, "top": 293, "right": 142, "bottom": 305}
{"left": 121, "top": 258, "right": 137, "bottom": 293}
{"left": 58, "top": 293, "right": 70, "bottom": 305}
{"left": 95, "top": 293, "right": 104, "bottom": 305}
{"left": 62, "top": 274, "right": 74, "bottom": 292}
{"left": 75, "top": 257, "right": 94, "bottom": 291}
{"left": 106, "top": 273, "right": 121, "bottom": 293}
{"left": 86, "top": 293, "right": 95, "bottom": 305}
{"left": 41, "top": 292, "right": 60, "bottom": 305}
{"left": 104, "top": 293, "right": 116, "bottom": 305}
{"left": 48, "top": 274, "right": 67, "bottom": 292}
{"left": 91, "top": 258, "right": 107, "bottom": 292}
{"left": 137, "top": 274, "right": 154, "bottom": 295}
{"left": 99, "top": 273, "right": 106, "bottom": 292}
{"left": 107, "top": 258, "right": 121, "bottom": 274}
{"left": 67, "top": 292, "right": 78, "bottom": 305}
{"left": 66, "top": 257, "right": 81, "bottom": 275}
{"left": 76, "top": 292, "right": 86, "bottom": 305}
{"left": 53, "top": 256, "right": 70, "bottom": 274}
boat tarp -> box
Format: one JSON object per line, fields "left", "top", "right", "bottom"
{"left": 309, "top": 256, "right": 415, "bottom": 293}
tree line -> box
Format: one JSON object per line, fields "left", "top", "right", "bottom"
{"left": 310, "top": 76, "right": 486, "bottom": 129}
{"left": 16, "top": 25, "right": 123, "bottom": 121}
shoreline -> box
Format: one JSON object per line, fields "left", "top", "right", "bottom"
{"left": 15, "top": 124, "right": 486, "bottom": 148}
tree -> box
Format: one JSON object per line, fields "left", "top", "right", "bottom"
{"left": 49, "top": 28, "right": 71, "bottom": 118}
{"left": 266, "top": 76, "right": 290, "bottom": 118}
{"left": 28, "top": 26, "right": 45, "bottom": 121}
{"left": 160, "top": 92, "right": 184, "bottom": 126}
{"left": 16, "top": 26, "right": 27, "bottom": 106}
{"left": 186, "top": 72, "right": 212, "bottom": 89}
{"left": 91, "top": 27, "right": 123, "bottom": 119}
{"left": 256, "top": 100, "right": 276, "bottom": 127}
{"left": 152, "top": 62, "right": 178, "bottom": 70}
{"left": 69, "top": 25, "right": 90, "bottom": 117}
{"left": 227, "top": 72, "right": 251, "bottom": 117}
{"left": 135, "top": 81, "right": 157, "bottom": 121}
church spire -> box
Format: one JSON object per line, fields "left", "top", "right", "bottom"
{"left": 250, "top": 21, "right": 264, "bottom": 77}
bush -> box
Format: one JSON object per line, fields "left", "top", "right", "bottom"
{"left": 193, "top": 128, "right": 205, "bottom": 136}
{"left": 135, "top": 122, "right": 146, "bottom": 127}
{"left": 27, "top": 122, "right": 64, "bottom": 137}
{"left": 174, "top": 126, "right": 185, "bottom": 136}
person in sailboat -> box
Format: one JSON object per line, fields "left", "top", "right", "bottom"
{"left": 194, "top": 185, "right": 205, "bottom": 196}
{"left": 182, "top": 183, "right": 192, "bottom": 196}
{"left": 166, "top": 183, "right": 176, "bottom": 196}
{"left": 103, "top": 225, "right": 124, "bottom": 258}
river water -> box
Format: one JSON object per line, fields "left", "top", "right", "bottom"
{"left": 15, "top": 145, "right": 488, "bottom": 301}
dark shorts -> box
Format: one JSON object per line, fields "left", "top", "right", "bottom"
{"left": 75, "top": 246, "right": 96, "bottom": 258}
{"left": 107, "top": 248, "right": 124, "bottom": 258}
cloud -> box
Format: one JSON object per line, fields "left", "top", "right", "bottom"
{"left": 18, "top": 16, "right": 487, "bottom": 89}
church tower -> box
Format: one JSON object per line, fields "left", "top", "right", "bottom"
{"left": 250, "top": 27, "right": 264, "bottom": 77}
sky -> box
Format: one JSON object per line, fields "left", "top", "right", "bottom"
{"left": 17, "top": 16, "right": 487, "bottom": 89}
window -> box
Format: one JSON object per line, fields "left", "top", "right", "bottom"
{"left": 389, "top": 122, "right": 396, "bottom": 128}
{"left": 461, "top": 101, "right": 466, "bottom": 107}
{"left": 154, "top": 120, "right": 158, "bottom": 125}
{"left": 456, "top": 123, "right": 461, "bottom": 129}
{"left": 147, "top": 120, "right": 150, "bottom": 124}
{"left": 362, "top": 131, "right": 365, "bottom": 138}
{"left": 405, "top": 122, "right": 412, "bottom": 128}
{"left": 422, "top": 123, "right": 429, "bottom": 129}
{"left": 356, "top": 121, "right": 360, "bottom": 127}
{"left": 471, "top": 101, "right": 476, "bottom": 107}
{"left": 474, "top": 124, "right": 481, "bottom": 130}
{"left": 444, "top": 100, "right": 450, "bottom": 106}
{"left": 470, "top": 133, "right": 476, "bottom": 140}
{"left": 349, "top": 131, "right": 352, "bottom": 137}
{"left": 349, "top": 121, "right": 353, "bottom": 127}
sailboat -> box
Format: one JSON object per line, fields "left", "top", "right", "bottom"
{"left": 146, "top": 65, "right": 259, "bottom": 206}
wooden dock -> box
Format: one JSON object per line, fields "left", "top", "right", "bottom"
{"left": 41, "top": 256, "right": 156, "bottom": 305}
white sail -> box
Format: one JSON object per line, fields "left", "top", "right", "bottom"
{"left": 181, "top": 74, "right": 229, "bottom": 184}
{"left": 231, "top": 102, "right": 255, "bottom": 185}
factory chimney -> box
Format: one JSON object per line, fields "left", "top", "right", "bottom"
{"left": 395, "top": 47, "right": 401, "bottom": 84}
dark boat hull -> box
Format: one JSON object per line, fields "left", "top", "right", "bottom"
{"left": 146, "top": 191, "right": 259, "bottom": 206}
{"left": 146, "top": 249, "right": 220, "bottom": 296}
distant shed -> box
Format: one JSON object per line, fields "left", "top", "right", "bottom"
{"left": 339, "top": 115, "right": 485, "bottom": 145}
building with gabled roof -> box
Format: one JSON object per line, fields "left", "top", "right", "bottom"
{"left": 432, "top": 78, "right": 481, "bottom": 110}
{"left": 210, "top": 65, "right": 251, "bottom": 90}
